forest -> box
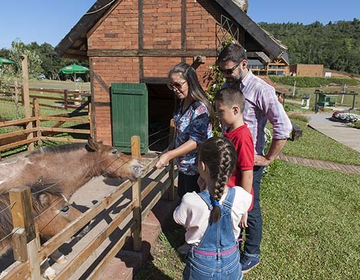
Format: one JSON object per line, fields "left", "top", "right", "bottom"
{"left": 259, "top": 19, "right": 360, "bottom": 74}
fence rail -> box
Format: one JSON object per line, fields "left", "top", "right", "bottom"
{"left": 0, "top": 99, "right": 91, "bottom": 158}
{"left": 0, "top": 136, "right": 176, "bottom": 280}
{"left": 0, "top": 86, "right": 90, "bottom": 110}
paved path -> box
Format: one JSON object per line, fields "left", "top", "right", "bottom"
{"left": 278, "top": 111, "right": 360, "bottom": 174}
{"left": 307, "top": 112, "right": 360, "bottom": 153}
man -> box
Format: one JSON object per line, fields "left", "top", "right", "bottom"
{"left": 217, "top": 43, "right": 292, "bottom": 273}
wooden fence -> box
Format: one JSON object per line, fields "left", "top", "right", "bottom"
{"left": 0, "top": 86, "right": 90, "bottom": 110}
{"left": 0, "top": 99, "right": 91, "bottom": 159}
{"left": 0, "top": 136, "right": 177, "bottom": 280}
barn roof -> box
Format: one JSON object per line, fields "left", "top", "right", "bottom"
{"left": 55, "top": 0, "right": 287, "bottom": 61}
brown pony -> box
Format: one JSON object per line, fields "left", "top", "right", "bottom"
{"left": 0, "top": 137, "right": 144, "bottom": 199}
{"left": 0, "top": 137, "right": 144, "bottom": 276}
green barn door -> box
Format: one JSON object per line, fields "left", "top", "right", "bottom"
{"left": 111, "top": 83, "right": 148, "bottom": 154}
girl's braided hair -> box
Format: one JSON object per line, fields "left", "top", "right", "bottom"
{"left": 198, "top": 137, "right": 237, "bottom": 223}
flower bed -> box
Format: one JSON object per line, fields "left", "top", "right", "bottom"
{"left": 331, "top": 111, "right": 360, "bottom": 123}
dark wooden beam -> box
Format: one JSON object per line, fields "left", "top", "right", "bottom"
{"left": 87, "top": 49, "right": 218, "bottom": 57}
{"left": 138, "top": 0, "right": 144, "bottom": 80}
{"left": 181, "top": 0, "right": 186, "bottom": 63}
{"left": 140, "top": 77, "right": 169, "bottom": 84}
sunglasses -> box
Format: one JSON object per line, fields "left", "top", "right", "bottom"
{"left": 219, "top": 62, "right": 240, "bottom": 75}
{"left": 167, "top": 80, "right": 187, "bottom": 91}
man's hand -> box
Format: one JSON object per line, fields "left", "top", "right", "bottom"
{"left": 254, "top": 155, "right": 272, "bottom": 166}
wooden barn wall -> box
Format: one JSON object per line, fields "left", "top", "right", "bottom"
{"left": 87, "top": 0, "right": 226, "bottom": 144}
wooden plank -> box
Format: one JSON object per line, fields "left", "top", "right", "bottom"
{"left": 87, "top": 222, "right": 137, "bottom": 279}
{"left": 142, "top": 179, "right": 171, "bottom": 220}
{"left": 40, "top": 127, "right": 91, "bottom": 134}
{"left": 39, "top": 116, "right": 89, "bottom": 123}
{"left": 53, "top": 201, "right": 135, "bottom": 280}
{"left": 0, "top": 261, "right": 29, "bottom": 280}
{"left": 86, "top": 224, "right": 136, "bottom": 280}
{"left": 0, "top": 138, "right": 37, "bottom": 152}
{"left": 87, "top": 49, "right": 218, "bottom": 57}
{"left": 141, "top": 165, "right": 170, "bottom": 199}
{"left": 11, "top": 228, "right": 27, "bottom": 262}
{"left": 9, "top": 186, "right": 36, "bottom": 261}
{"left": 27, "top": 239, "right": 41, "bottom": 280}
{"left": 39, "top": 180, "right": 133, "bottom": 260}
{"left": 0, "top": 128, "right": 37, "bottom": 140}
{"left": 0, "top": 117, "right": 37, "bottom": 127}
{"left": 39, "top": 136, "right": 88, "bottom": 143}
{"left": 131, "top": 136, "right": 142, "bottom": 252}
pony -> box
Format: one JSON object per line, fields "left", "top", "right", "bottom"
{"left": 0, "top": 137, "right": 145, "bottom": 278}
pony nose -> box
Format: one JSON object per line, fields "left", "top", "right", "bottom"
{"left": 132, "top": 160, "right": 145, "bottom": 179}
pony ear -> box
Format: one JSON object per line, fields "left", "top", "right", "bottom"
{"left": 38, "top": 193, "right": 51, "bottom": 207}
{"left": 86, "top": 137, "right": 99, "bottom": 152}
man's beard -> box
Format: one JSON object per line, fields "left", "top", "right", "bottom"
{"left": 226, "top": 76, "right": 241, "bottom": 87}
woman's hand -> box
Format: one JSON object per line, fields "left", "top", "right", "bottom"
{"left": 155, "top": 153, "right": 171, "bottom": 169}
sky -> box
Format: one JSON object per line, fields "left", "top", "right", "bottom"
{"left": 0, "top": 0, "right": 359, "bottom": 50}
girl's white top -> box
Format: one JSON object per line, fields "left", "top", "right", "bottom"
{"left": 173, "top": 186, "right": 252, "bottom": 246}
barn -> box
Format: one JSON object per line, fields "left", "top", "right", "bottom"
{"left": 55, "top": 0, "right": 287, "bottom": 153}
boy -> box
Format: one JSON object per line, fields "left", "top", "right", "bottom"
{"left": 214, "top": 87, "right": 254, "bottom": 228}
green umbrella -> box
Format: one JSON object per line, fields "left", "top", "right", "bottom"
{"left": 0, "top": 57, "right": 15, "bottom": 64}
{"left": 59, "top": 64, "right": 90, "bottom": 81}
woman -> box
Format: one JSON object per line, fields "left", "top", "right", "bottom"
{"left": 155, "top": 62, "right": 213, "bottom": 198}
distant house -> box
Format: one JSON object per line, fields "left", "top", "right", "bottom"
{"left": 248, "top": 53, "right": 290, "bottom": 76}
{"left": 289, "top": 64, "right": 324, "bottom": 77}
{"left": 55, "top": 0, "right": 288, "bottom": 151}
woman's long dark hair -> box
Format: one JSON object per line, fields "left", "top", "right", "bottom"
{"left": 198, "top": 137, "right": 237, "bottom": 223}
{"left": 169, "top": 62, "right": 214, "bottom": 122}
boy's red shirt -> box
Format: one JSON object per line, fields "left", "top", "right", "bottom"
{"left": 224, "top": 124, "right": 254, "bottom": 211}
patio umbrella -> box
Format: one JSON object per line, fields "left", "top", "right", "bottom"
{"left": 59, "top": 64, "right": 90, "bottom": 81}
{"left": 0, "top": 57, "right": 15, "bottom": 64}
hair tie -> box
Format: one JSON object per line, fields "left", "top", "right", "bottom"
{"left": 213, "top": 200, "right": 220, "bottom": 207}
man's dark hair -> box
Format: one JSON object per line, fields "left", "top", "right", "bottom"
{"left": 217, "top": 43, "right": 247, "bottom": 64}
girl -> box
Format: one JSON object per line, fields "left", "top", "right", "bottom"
{"left": 155, "top": 62, "right": 213, "bottom": 198}
{"left": 173, "top": 137, "right": 252, "bottom": 280}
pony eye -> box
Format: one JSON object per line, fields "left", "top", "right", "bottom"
{"left": 111, "top": 149, "right": 119, "bottom": 155}
{"left": 61, "top": 206, "right": 70, "bottom": 213}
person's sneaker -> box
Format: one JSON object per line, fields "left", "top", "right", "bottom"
{"left": 177, "top": 242, "right": 190, "bottom": 255}
{"left": 241, "top": 255, "right": 260, "bottom": 274}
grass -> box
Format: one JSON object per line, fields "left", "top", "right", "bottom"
{"left": 135, "top": 117, "right": 360, "bottom": 280}
{"left": 283, "top": 116, "right": 360, "bottom": 165}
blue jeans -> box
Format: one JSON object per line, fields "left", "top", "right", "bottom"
{"left": 244, "top": 166, "right": 264, "bottom": 258}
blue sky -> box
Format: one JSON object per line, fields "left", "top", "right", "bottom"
{"left": 1, "top": 0, "right": 359, "bottom": 49}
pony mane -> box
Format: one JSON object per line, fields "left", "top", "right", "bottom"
{"left": 27, "top": 143, "right": 86, "bottom": 157}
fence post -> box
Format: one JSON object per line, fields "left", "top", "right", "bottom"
{"left": 167, "top": 119, "right": 176, "bottom": 201}
{"left": 9, "top": 186, "right": 41, "bottom": 279}
{"left": 33, "top": 99, "right": 42, "bottom": 148}
{"left": 21, "top": 55, "right": 34, "bottom": 152}
{"left": 64, "top": 90, "right": 68, "bottom": 109}
{"left": 131, "top": 135, "right": 142, "bottom": 251}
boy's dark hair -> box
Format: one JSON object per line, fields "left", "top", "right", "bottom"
{"left": 198, "top": 137, "right": 237, "bottom": 223}
{"left": 214, "top": 87, "right": 245, "bottom": 113}
{"left": 217, "top": 43, "right": 247, "bottom": 65}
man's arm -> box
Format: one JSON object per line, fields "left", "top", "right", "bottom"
{"left": 254, "top": 138, "right": 287, "bottom": 166}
